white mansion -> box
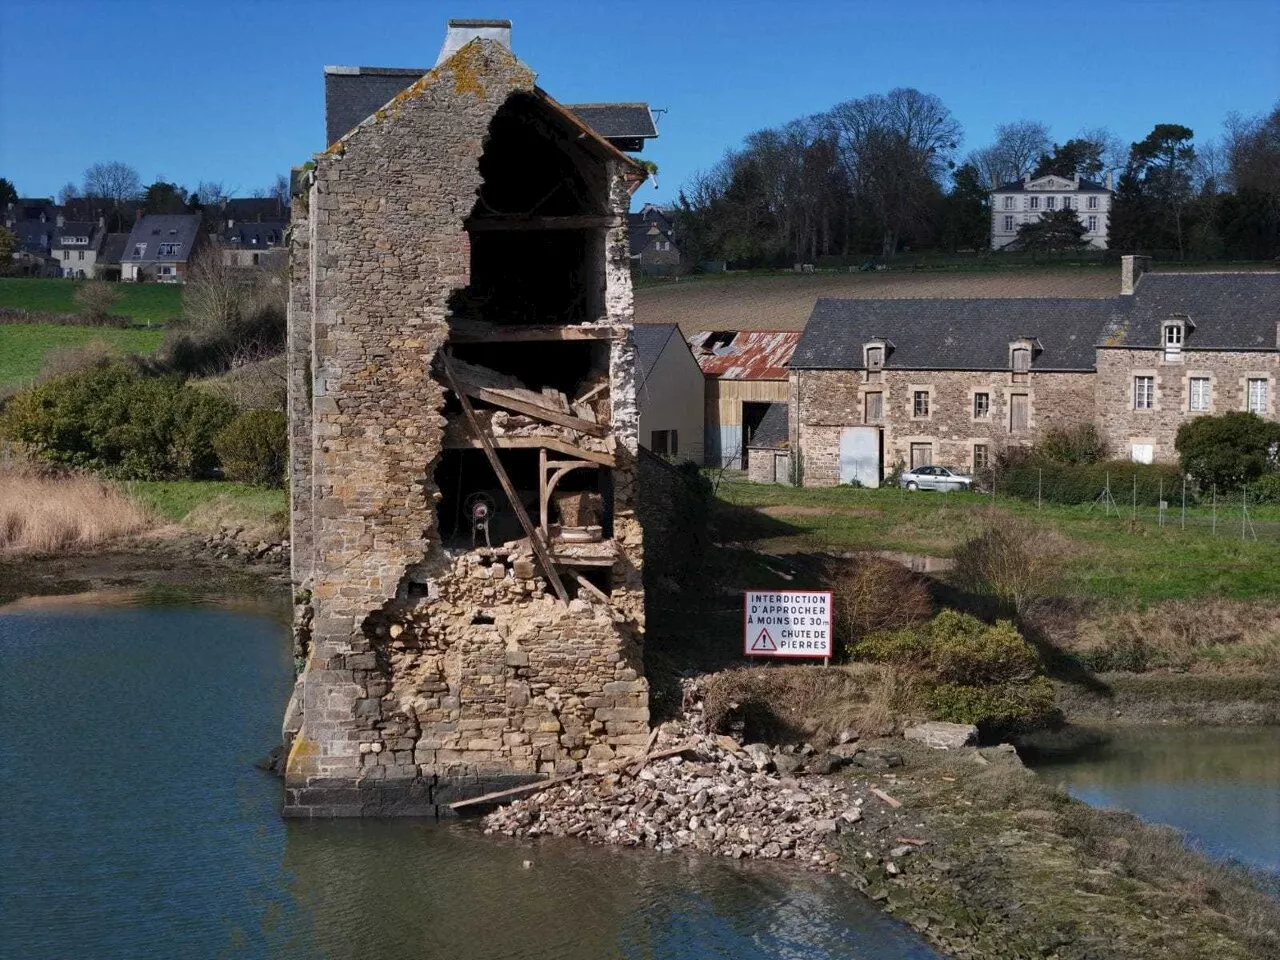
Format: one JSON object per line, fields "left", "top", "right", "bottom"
{"left": 990, "top": 172, "right": 1114, "bottom": 250}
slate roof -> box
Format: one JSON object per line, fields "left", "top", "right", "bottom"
{"left": 98, "top": 233, "right": 129, "bottom": 266}
{"left": 11, "top": 220, "right": 55, "bottom": 254}
{"left": 561, "top": 103, "right": 657, "bottom": 140}
{"left": 123, "top": 214, "right": 202, "bottom": 264}
{"left": 1101, "top": 272, "right": 1280, "bottom": 351}
{"left": 792, "top": 298, "right": 1124, "bottom": 372}
{"left": 223, "top": 197, "right": 286, "bottom": 222}
{"left": 51, "top": 221, "right": 102, "bottom": 251}
{"left": 994, "top": 176, "right": 1110, "bottom": 193}
{"left": 747, "top": 403, "right": 789, "bottom": 450}
{"left": 688, "top": 330, "right": 801, "bottom": 380}
{"left": 323, "top": 65, "right": 657, "bottom": 152}
{"left": 223, "top": 220, "right": 287, "bottom": 247}
{"left": 632, "top": 323, "right": 679, "bottom": 385}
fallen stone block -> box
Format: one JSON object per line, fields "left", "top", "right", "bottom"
{"left": 903, "top": 721, "right": 978, "bottom": 750}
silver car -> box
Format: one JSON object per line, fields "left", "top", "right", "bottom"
{"left": 899, "top": 465, "right": 973, "bottom": 491}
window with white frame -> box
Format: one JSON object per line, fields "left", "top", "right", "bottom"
{"left": 1248, "top": 378, "right": 1269, "bottom": 414}
{"left": 1134, "top": 376, "right": 1155, "bottom": 409}
{"left": 973, "top": 444, "right": 989, "bottom": 470}
{"left": 1003, "top": 196, "right": 1014, "bottom": 210}
{"left": 1087, "top": 215, "right": 1098, "bottom": 232}
{"left": 913, "top": 390, "right": 930, "bottom": 418}
{"left": 1046, "top": 196, "right": 1057, "bottom": 210}
{"left": 1087, "top": 195, "right": 1099, "bottom": 209}
{"left": 157, "top": 242, "right": 182, "bottom": 257}
{"left": 132, "top": 243, "right": 146, "bottom": 259}
{"left": 1164, "top": 323, "right": 1183, "bottom": 360}
{"left": 1003, "top": 215, "right": 1014, "bottom": 232}
{"left": 1189, "top": 377, "right": 1210, "bottom": 412}
{"left": 1029, "top": 196, "right": 1040, "bottom": 210}
{"left": 973, "top": 392, "right": 990, "bottom": 418}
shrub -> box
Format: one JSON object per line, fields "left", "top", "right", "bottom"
{"left": 852, "top": 610, "right": 1055, "bottom": 729}
{"left": 1248, "top": 473, "right": 1280, "bottom": 504}
{"left": 73, "top": 280, "right": 121, "bottom": 322}
{"left": 1176, "top": 412, "right": 1280, "bottom": 492}
{"left": 0, "top": 362, "right": 236, "bottom": 480}
{"left": 952, "top": 518, "right": 1062, "bottom": 615}
{"left": 1036, "top": 422, "right": 1109, "bottom": 465}
{"left": 828, "top": 554, "right": 931, "bottom": 655}
{"left": 214, "top": 410, "right": 287, "bottom": 486}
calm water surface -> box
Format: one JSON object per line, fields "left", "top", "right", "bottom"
{"left": 1030, "top": 726, "right": 1280, "bottom": 875}
{"left": 0, "top": 603, "right": 938, "bottom": 960}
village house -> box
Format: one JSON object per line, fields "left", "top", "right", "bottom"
{"left": 629, "top": 203, "right": 680, "bottom": 276}
{"left": 990, "top": 172, "right": 1113, "bottom": 250}
{"left": 789, "top": 257, "right": 1280, "bottom": 485}
{"left": 744, "top": 402, "right": 791, "bottom": 483}
{"left": 632, "top": 322, "right": 704, "bottom": 462}
{"left": 689, "top": 329, "right": 800, "bottom": 469}
{"left": 52, "top": 217, "right": 107, "bottom": 279}
{"left": 120, "top": 213, "right": 204, "bottom": 282}
{"left": 283, "top": 20, "right": 655, "bottom": 816}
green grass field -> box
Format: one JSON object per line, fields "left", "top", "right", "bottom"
{"left": 715, "top": 478, "right": 1280, "bottom": 603}
{"left": 0, "top": 324, "right": 166, "bottom": 388}
{"left": 0, "top": 278, "right": 183, "bottom": 325}
{"left": 126, "top": 480, "right": 287, "bottom": 523}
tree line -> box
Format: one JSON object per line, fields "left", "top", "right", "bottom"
{"left": 0, "top": 163, "right": 290, "bottom": 234}
{"left": 674, "top": 94, "right": 1280, "bottom": 266}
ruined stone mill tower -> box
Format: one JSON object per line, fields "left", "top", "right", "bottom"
{"left": 283, "top": 21, "right": 652, "bottom": 816}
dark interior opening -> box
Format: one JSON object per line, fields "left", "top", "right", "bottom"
{"left": 434, "top": 449, "right": 541, "bottom": 547}
{"left": 450, "top": 340, "right": 607, "bottom": 396}
{"left": 569, "top": 566, "right": 613, "bottom": 600}
{"left": 454, "top": 92, "right": 608, "bottom": 326}
{"left": 742, "top": 401, "right": 773, "bottom": 468}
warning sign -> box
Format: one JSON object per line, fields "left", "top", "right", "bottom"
{"left": 743, "top": 590, "right": 832, "bottom": 659}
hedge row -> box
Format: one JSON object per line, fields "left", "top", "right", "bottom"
{"left": 994, "top": 460, "right": 1190, "bottom": 507}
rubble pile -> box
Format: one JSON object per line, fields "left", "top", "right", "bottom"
{"left": 483, "top": 717, "right": 915, "bottom": 869}
{"left": 201, "top": 529, "right": 288, "bottom": 565}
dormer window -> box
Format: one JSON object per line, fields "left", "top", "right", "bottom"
{"left": 866, "top": 345, "right": 884, "bottom": 370}
{"left": 863, "top": 339, "right": 890, "bottom": 383}
{"left": 1011, "top": 345, "right": 1031, "bottom": 384}
{"left": 1164, "top": 322, "right": 1183, "bottom": 360}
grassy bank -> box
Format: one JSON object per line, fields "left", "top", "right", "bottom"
{"left": 0, "top": 278, "right": 182, "bottom": 325}
{"left": 716, "top": 479, "right": 1280, "bottom": 602}
{"left": 0, "top": 324, "right": 166, "bottom": 388}
{"left": 842, "top": 741, "right": 1280, "bottom": 960}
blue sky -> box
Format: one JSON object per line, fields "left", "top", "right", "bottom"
{"left": 2, "top": 0, "right": 1277, "bottom": 205}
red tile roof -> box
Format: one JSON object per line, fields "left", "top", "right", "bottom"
{"left": 687, "top": 330, "right": 800, "bottom": 380}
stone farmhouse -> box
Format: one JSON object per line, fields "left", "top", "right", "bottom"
{"left": 283, "top": 20, "right": 658, "bottom": 817}
{"left": 790, "top": 258, "right": 1280, "bottom": 485}
{"left": 990, "top": 172, "right": 1113, "bottom": 250}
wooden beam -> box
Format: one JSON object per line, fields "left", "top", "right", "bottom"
{"left": 464, "top": 214, "right": 623, "bottom": 232}
{"left": 459, "top": 384, "right": 609, "bottom": 438}
{"left": 448, "top": 322, "right": 625, "bottom": 343}
{"left": 539, "top": 447, "right": 549, "bottom": 536}
{"left": 551, "top": 555, "right": 615, "bottom": 568}
{"left": 449, "top": 772, "right": 584, "bottom": 810}
{"left": 443, "top": 435, "right": 615, "bottom": 467}
{"left": 573, "top": 573, "right": 613, "bottom": 607}
{"left": 545, "top": 460, "right": 602, "bottom": 471}
{"left": 440, "top": 356, "right": 570, "bottom": 604}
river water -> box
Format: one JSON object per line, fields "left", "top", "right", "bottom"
{"left": 0, "top": 602, "right": 939, "bottom": 960}
{"left": 1028, "top": 725, "right": 1280, "bottom": 876}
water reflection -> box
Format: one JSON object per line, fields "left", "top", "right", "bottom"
{"left": 1029, "top": 726, "right": 1280, "bottom": 874}
{"left": 0, "top": 603, "right": 938, "bottom": 960}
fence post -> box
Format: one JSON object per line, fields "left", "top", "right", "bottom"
{"left": 1242, "top": 484, "right": 1248, "bottom": 542}
{"left": 1212, "top": 484, "right": 1217, "bottom": 536}
{"left": 1132, "top": 473, "right": 1137, "bottom": 523}
{"left": 1037, "top": 468, "right": 1042, "bottom": 510}
{"left": 1158, "top": 478, "right": 1164, "bottom": 528}
{"left": 1181, "top": 476, "right": 1186, "bottom": 531}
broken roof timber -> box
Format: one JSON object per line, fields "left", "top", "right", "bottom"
{"left": 686, "top": 330, "right": 802, "bottom": 380}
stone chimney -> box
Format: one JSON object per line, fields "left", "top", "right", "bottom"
{"left": 1072, "top": 174, "right": 1080, "bottom": 189}
{"left": 1120, "top": 255, "right": 1152, "bottom": 295}
{"left": 1023, "top": 172, "right": 1031, "bottom": 186}
{"left": 990, "top": 172, "right": 998, "bottom": 190}
{"left": 435, "top": 18, "right": 512, "bottom": 66}
{"left": 56, "top": 213, "right": 65, "bottom": 228}
{"left": 1105, "top": 171, "right": 1114, "bottom": 191}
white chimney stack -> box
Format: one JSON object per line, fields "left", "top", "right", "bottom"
{"left": 436, "top": 18, "right": 512, "bottom": 66}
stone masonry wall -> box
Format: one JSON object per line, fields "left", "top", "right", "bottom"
{"left": 283, "top": 40, "right": 648, "bottom": 817}
{"left": 1096, "top": 348, "right": 1280, "bottom": 462}
{"left": 794, "top": 368, "right": 1095, "bottom": 485}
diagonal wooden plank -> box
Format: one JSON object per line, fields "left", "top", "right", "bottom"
{"left": 459, "top": 384, "right": 609, "bottom": 437}
{"left": 440, "top": 355, "right": 570, "bottom": 603}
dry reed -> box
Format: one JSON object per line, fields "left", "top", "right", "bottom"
{"left": 0, "top": 463, "right": 149, "bottom": 553}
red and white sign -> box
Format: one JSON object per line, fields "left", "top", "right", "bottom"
{"left": 743, "top": 590, "right": 833, "bottom": 659}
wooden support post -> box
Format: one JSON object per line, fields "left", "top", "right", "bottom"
{"left": 538, "top": 447, "right": 549, "bottom": 536}
{"left": 440, "top": 355, "right": 569, "bottom": 603}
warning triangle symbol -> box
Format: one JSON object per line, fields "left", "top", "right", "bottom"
{"left": 750, "top": 628, "right": 778, "bottom": 652}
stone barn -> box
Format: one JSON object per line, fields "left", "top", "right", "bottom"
{"left": 283, "top": 22, "right": 654, "bottom": 816}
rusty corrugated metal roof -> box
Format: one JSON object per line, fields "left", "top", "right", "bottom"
{"left": 687, "top": 330, "right": 800, "bottom": 380}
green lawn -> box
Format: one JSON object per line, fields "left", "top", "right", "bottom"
{"left": 0, "top": 324, "right": 166, "bottom": 388}
{"left": 126, "top": 480, "right": 286, "bottom": 523}
{"left": 0, "top": 278, "right": 183, "bottom": 325}
{"left": 715, "top": 478, "right": 1280, "bottom": 603}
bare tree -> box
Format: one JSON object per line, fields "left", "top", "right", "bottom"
{"left": 192, "top": 180, "right": 228, "bottom": 207}
{"left": 82, "top": 161, "right": 142, "bottom": 230}
{"left": 57, "top": 182, "right": 80, "bottom": 205}
{"left": 829, "top": 88, "right": 962, "bottom": 255}
{"left": 989, "top": 120, "right": 1052, "bottom": 182}
{"left": 1074, "top": 126, "right": 1127, "bottom": 178}
{"left": 270, "top": 174, "right": 290, "bottom": 206}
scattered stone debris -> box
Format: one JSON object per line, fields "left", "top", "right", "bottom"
{"left": 482, "top": 685, "right": 919, "bottom": 871}
{"left": 200, "top": 528, "right": 288, "bottom": 565}
{"left": 903, "top": 721, "right": 978, "bottom": 750}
